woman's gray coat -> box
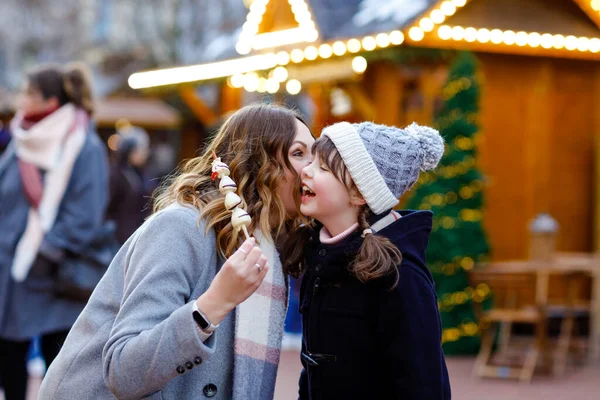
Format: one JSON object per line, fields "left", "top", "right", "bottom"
{"left": 38, "top": 204, "right": 237, "bottom": 400}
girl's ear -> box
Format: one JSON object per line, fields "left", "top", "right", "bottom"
{"left": 350, "top": 190, "right": 367, "bottom": 206}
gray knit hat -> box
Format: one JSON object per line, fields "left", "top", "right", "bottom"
{"left": 321, "top": 121, "right": 444, "bottom": 214}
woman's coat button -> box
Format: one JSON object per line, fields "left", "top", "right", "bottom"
{"left": 176, "top": 365, "right": 185, "bottom": 374}
{"left": 203, "top": 384, "right": 218, "bottom": 397}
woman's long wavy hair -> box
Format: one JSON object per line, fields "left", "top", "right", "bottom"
{"left": 283, "top": 136, "right": 402, "bottom": 288}
{"left": 153, "top": 104, "right": 310, "bottom": 258}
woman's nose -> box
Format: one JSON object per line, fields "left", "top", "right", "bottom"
{"left": 306, "top": 153, "right": 314, "bottom": 165}
{"left": 301, "top": 164, "right": 312, "bottom": 178}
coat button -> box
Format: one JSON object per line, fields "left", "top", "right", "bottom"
{"left": 176, "top": 365, "right": 185, "bottom": 374}
{"left": 315, "top": 264, "right": 321, "bottom": 272}
{"left": 203, "top": 384, "right": 218, "bottom": 397}
{"left": 185, "top": 361, "right": 194, "bottom": 370}
{"left": 194, "top": 356, "right": 203, "bottom": 365}
{"left": 318, "top": 249, "right": 327, "bottom": 256}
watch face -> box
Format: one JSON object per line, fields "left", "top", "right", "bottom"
{"left": 193, "top": 310, "right": 210, "bottom": 330}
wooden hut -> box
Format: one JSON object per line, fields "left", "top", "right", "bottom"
{"left": 128, "top": 0, "right": 600, "bottom": 261}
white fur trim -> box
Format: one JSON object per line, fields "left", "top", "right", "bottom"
{"left": 322, "top": 122, "right": 399, "bottom": 214}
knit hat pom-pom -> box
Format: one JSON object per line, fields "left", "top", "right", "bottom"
{"left": 405, "top": 123, "right": 445, "bottom": 171}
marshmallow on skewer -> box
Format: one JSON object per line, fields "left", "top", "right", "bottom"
{"left": 219, "top": 176, "right": 237, "bottom": 194}
{"left": 211, "top": 151, "right": 252, "bottom": 240}
{"left": 231, "top": 207, "right": 252, "bottom": 232}
{"left": 211, "top": 157, "right": 230, "bottom": 180}
{"left": 224, "top": 192, "right": 242, "bottom": 211}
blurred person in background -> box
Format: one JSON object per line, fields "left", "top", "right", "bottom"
{"left": 107, "top": 126, "right": 151, "bottom": 244}
{"left": 0, "top": 63, "right": 109, "bottom": 400}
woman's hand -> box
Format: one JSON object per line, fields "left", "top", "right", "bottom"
{"left": 195, "top": 237, "right": 269, "bottom": 326}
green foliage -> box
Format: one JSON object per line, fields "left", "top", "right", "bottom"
{"left": 406, "top": 52, "right": 490, "bottom": 354}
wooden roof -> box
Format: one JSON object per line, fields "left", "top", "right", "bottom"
{"left": 128, "top": 0, "right": 600, "bottom": 89}
{"left": 405, "top": 0, "right": 600, "bottom": 60}
{"left": 95, "top": 97, "right": 181, "bottom": 129}
{"left": 447, "top": 0, "right": 600, "bottom": 36}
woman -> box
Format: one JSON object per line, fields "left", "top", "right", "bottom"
{"left": 107, "top": 127, "right": 151, "bottom": 244}
{"left": 0, "top": 63, "right": 108, "bottom": 400}
{"left": 39, "top": 104, "right": 315, "bottom": 400}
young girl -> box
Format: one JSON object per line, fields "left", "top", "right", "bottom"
{"left": 284, "top": 121, "right": 451, "bottom": 399}
{"left": 39, "top": 104, "right": 314, "bottom": 400}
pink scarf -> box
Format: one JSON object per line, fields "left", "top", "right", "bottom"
{"left": 10, "top": 104, "right": 88, "bottom": 281}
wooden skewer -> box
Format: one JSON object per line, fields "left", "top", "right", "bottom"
{"left": 241, "top": 225, "right": 251, "bottom": 240}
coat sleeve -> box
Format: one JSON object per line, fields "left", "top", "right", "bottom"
{"left": 38, "top": 133, "right": 109, "bottom": 259}
{"left": 102, "top": 207, "right": 218, "bottom": 400}
{"left": 377, "top": 263, "right": 451, "bottom": 399}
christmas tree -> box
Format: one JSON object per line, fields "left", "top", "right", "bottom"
{"left": 406, "top": 52, "right": 490, "bottom": 355}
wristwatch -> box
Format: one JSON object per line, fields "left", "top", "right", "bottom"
{"left": 192, "top": 302, "right": 220, "bottom": 333}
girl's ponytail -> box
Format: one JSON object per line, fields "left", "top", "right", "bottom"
{"left": 62, "top": 62, "right": 94, "bottom": 116}
{"left": 352, "top": 207, "right": 402, "bottom": 289}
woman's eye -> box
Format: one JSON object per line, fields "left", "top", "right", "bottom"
{"left": 293, "top": 150, "right": 304, "bottom": 157}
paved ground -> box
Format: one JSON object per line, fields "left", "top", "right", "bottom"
{"left": 3, "top": 351, "right": 598, "bottom": 400}
{"left": 274, "top": 351, "right": 600, "bottom": 400}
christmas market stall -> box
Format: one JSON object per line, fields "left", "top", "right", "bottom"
{"left": 127, "top": 0, "right": 600, "bottom": 356}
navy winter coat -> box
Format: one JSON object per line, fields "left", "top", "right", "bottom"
{"left": 299, "top": 210, "right": 451, "bottom": 400}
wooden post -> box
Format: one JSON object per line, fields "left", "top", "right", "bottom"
{"left": 421, "top": 65, "right": 445, "bottom": 125}
{"left": 341, "top": 83, "right": 377, "bottom": 122}
{"left": 372, "top": 62, "right": 401, "bottom": 126}
{"left": 594, "top": 66, "right": 600, "bottom": 252}
{"left": 523, "top": 60, "right": 552, "bottom": 240}
{"left": 179, "top": 86, "right": 218, "bottom": 127}
{"left": 306, "top": 83, "right": 329, "bottom": 136}
{"left": 221, "top": 82, "right": 242, "bottom": 116}
{"left": 591, "top": 65, "right": 600, "bottom": 363}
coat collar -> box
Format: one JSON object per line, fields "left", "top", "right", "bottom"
{"left": 306, "top": 210, "right": 434, "bottom": 281}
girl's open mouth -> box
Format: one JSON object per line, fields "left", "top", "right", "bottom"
{"left": 301, "top": 185, "right": 316, "bottom": 202}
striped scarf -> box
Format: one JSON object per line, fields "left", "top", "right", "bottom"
{"left": 233, "top": 230, "right": 288, "bottom": 399}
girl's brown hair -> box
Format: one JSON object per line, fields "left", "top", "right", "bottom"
{"left": 283, "top": 136, "right": 402, "bottom": 288}
{"left": 27, "top": 62, "right": 94, "bottom": 115}
{"left": 153, "top": 103, "right": 310, "bottom": 257}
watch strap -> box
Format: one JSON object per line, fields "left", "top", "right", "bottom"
{"left": 192, "top": 301, "right": 219, "bottom": 333}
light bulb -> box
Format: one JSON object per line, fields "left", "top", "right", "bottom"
{"left": 352, "top": 56, "right": 368, "bottom": 74}
{"left": 286, "top": 79, "right": 302, "bottom": 95}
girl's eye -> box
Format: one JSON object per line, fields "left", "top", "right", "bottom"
{"left": 320, "top": 166, "right": 329, "bottom": 172}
